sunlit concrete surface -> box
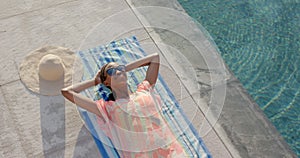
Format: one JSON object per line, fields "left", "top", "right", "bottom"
{"left": 0, "top": 0, "right": 297, "bottom": 157}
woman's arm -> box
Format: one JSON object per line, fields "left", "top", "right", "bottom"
{"left": 125, "top": 53, "right": 160, "bottom": 86}
{"left": 61, "top": 71, "right": 103, "bottom": 117}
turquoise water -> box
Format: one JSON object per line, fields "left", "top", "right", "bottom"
{"left": 178, "top": 0, "right": 300, "bottom": 156}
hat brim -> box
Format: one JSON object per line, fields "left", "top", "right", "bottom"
{"left": 19, "top": 46, "right": 83, "bottom": 96}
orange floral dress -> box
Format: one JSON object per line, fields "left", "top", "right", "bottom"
{"left": 96, "top": 80, "right": 187, "bottom": 158}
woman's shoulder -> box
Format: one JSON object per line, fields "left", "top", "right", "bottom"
{"left": 96, "top": 99, "right": 114, "bottom": 107}
{"left": 137, "top": 80, "right": 152, "bottom": 92}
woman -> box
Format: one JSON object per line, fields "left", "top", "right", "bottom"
{"left": 61, "top": 53, "right": 186, "bottom": 157}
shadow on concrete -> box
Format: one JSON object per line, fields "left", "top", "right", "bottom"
{"left": 73, "top": 125, "right": 102, "bottom": 158}
{"left": 39, "top": 76, "right": 65, "bottom": 157}
{"left": 38, "top": 76, "right": 101, "bottom": 157}
{"left": 39, "top": 95, "right": 65, "bottom": 157}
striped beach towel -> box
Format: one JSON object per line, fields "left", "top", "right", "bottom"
{"left": 77, "top": 36, "right": 211, "bottom": 157}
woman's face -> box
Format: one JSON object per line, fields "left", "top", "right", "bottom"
{"left": 104, "top": 63, "right": 127, "bottom": 89}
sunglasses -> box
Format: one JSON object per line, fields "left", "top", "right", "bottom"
{"left": 106, "top": 65, "right": 126, "bottom": 76}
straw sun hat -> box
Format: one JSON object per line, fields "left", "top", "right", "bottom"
{"left": 19, "top": 46, "right": 83, "bottom": 96}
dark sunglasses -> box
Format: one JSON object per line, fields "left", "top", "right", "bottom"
{"left": 106, "top": 65, "right": 126, "bottom": 76}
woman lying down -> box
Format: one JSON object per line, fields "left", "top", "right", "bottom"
{"left": 62, "top": 53, "right": 187, "bottom": 157}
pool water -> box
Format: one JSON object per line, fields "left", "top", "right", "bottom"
{"left": 177, "top": 0, "right": 300, "bottom": 156}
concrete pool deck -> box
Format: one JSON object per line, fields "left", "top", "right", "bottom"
{"left": 0, "top": 0, "right": 297, "bottom": 157}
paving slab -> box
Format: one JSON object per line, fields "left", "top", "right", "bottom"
{"left": 203, "top": 127, "right": 233, "bottom": 158}
{"left": 0, "top": 57, "right": 20, "bottom": 86}
{"left": 0, "top": 0, "right": 76, "bottom": 19}
{"left": 0, "top": 0, "right": 132, "bottom": 85}
{"left": 0, "top": 87, "right": 26, "bottom": 157}
{"left": 71, "top": 126, "right": 102, "bottom": 158}
{"left": 0, "top": 72, "right": 101, "bottom": 158}
{"left": 1, "top": 81, "right": 44, "bottom": 157}
{"left": 180, "top": 95, "right": 233, "bottom": 158}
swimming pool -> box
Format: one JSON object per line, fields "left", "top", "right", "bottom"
{"left": 177, "top": 0, "right": 300, "bottom": 156}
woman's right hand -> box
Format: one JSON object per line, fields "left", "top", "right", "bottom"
{"left": 94, "top": 70, "right": 102, "bottom": 85}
